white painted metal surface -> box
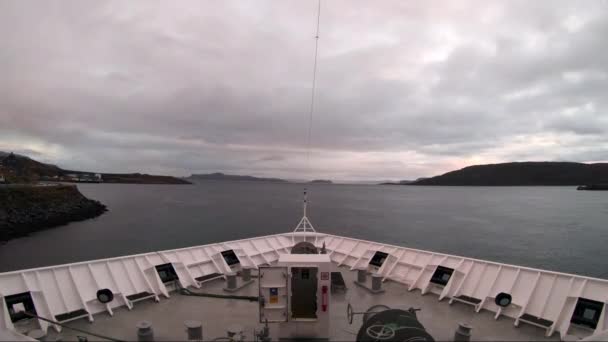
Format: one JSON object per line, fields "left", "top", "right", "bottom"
{"left": 259, "top": 266, "right": 288, "bottom": 323}
{"left": 275, "top": 254, "right": 331, "bottom": 339}
{"left": 1, "top": 231, "right": 607, "bottom": 340}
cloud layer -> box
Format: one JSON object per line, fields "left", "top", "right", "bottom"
{"left": 1, "top": 0, "right": 607, "bottom": 180}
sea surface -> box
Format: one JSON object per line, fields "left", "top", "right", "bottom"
{"left": 1, "top": 182, "right": 607, "bottom": 278}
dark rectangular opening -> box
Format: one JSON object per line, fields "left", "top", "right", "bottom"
{"left": 126, "top": 291, "right": 153, "bottom": 301}
{"left": 331, "top": 272, "right": 347, "bottom": 292}
{"left": 221, "top": 250, "right": 240, "bottom": 266}
{"left": 195, "top": 273, "right": 222, "bottom": 282}
{"left": 455, "top": 295, "right": 482, "bottom": 305}
{"left": 4, "top": 292, "right": 37, "bottom": 323}
{"left": 571, "top": 298, "right": 603, "bottom": 329}
{"left": 369, "top": 251, "right": 389, "bottom": 267}
{"left": 55, "top": 309, "right": 88, "bottom": 322}
{"left": 430, "top": 266, "right": 454, "bottom": 286}
{"left": 155, "top": 263, "right": 179, "bottom": 283}
{"left": 291, "top": 267, "right": 318, "bottom": 319}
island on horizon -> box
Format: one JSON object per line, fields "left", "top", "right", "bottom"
{"left": 309, "top": 179, "right": 333, "bottom": 184}
{"left": 186, "top": 172, "right": 288, "bottom": 183}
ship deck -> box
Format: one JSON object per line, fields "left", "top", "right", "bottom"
{"left": 39, "top": 264, "right": 556, "bottom": 341}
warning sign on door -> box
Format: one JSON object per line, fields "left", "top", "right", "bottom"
{"left": 269, "top": 287, "right": 278, "bottom": 303}
{"left": 321, "top": 272, "right": 329, "bottom": 280}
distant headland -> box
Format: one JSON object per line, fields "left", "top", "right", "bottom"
{"left": 0, "top": 151, "right": 191, "bottom": 242}
{"left": 407, "top": 162, "right": 608, "bottom": 186}
{"left": 0, "top": 152, "right": 190, "bottom": 185}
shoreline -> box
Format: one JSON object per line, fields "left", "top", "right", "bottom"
{"left": 0, "top": 185, "right": 107, "bottom": 243}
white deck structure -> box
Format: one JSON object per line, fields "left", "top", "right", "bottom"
{"left": 1, "top": 230, "right": 607, "bottom": 341}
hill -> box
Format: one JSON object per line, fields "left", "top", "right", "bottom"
{"left": 411, "top": 162, "right": 608, "bottom": 186}
{"left": 309, "top": 179, "right": 332, "bottom": 184}
{"left": 0, "top": 153, "right": 62, "bottom": 183}
{"left": 187, "top": 172, "right": 287, "bottom": 183}
{"left": 0, "top": 152, "right": 190, "bottom": 184}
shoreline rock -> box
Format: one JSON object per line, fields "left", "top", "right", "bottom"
{"left": 0, "top": 185, "right": 107, "bottom": 243}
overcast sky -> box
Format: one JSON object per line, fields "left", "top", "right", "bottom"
{"left": 1, "top": 1, "right": 607, "bottom": 181}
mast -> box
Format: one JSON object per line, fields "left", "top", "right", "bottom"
{"left": 293, "top": 187, "right": 316, "bottom": 232}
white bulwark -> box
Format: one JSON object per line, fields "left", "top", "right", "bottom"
{"left": 1, "top": 231, "right": 608, "bottom": 340}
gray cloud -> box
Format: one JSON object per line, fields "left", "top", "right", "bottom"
{"left": 1, "top": 0, "right": 607, "bottom": 180}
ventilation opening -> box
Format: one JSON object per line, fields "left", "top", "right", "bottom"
{"left": 369, "top": 251, "right": 389, "bottom": 267}
{"left": 221, "top": 250, "right": 240, "bottom": 266}
{"left": 571, "top": 298, "right": 603, "bottom": 329}
{"left": 291, "top": 267, "right": 318, "bottom": 319}
{"left": 4, "top": 292, "right": 37, "bottom": 323}
{"left": 430, "top": 266, "right": 454, "bottom": 286}
{"left": 155, "top": 263, "right": 179, "bottom": 284}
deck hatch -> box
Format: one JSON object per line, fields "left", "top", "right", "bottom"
{"left": 4, "top": 291, "right": 36, "bottom": 323}
{"left": 221, "top": 249, "right": 240, "bottom": 266}
{"left": 571, "top": 297, "right": 603, "bottom": 329}
{"left": 430, "top": 266, "right": 454, "bottom": 286}
{"left": 155, "top": 263, "right": 179, "bottom": 283}
{"left": 369, "top": 251, "right": 389, "bottom": 267}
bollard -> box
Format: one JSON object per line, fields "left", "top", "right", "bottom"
{"left": 371, "top": 274, "right": 383, "bottom": 291}
{"left": 136, "top": 320, "right": 154, "bottom": 342}
{"left": 28, "top": 329, "right": 46, "bottom": 341}
{"left": 226, "top": 272, "right": 238, "bottom": 290}
{"left": 357, "top": 269, "right": 367, "bottom": 283}
{"left": 184, "top": 320, "right": 202, "bottom": 341}
{"left": 242, "top": 267, "right": 252, "bottom": 282}
{"left": 227, "top": 324, "right": 244, "bottom": 342}
{"left": 454, "top": 322, "right": 472, "bottom": 342}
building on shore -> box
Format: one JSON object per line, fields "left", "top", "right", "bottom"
{"left": 0, "top": 174, "right": 6, "bottom": 184}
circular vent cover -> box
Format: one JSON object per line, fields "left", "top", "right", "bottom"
{"left": 495, "top": 292, "right": 512, "bottom": 307}
{"left": 96, "top": 289, "right": 114, "bottom": 304}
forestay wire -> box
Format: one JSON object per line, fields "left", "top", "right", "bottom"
{"left": 306, "top": 0, "right": 321, "bottom": 168}
{"left": 295, "top": 0, "right": 321, "bottom": 233}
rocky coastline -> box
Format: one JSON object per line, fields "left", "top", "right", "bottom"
{"left": 0, "top": 185, "right": 107, "bottom": 243}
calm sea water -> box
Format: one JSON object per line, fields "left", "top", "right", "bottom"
{"left": 1, "top": 182, "right": 607, "bottom": 278}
